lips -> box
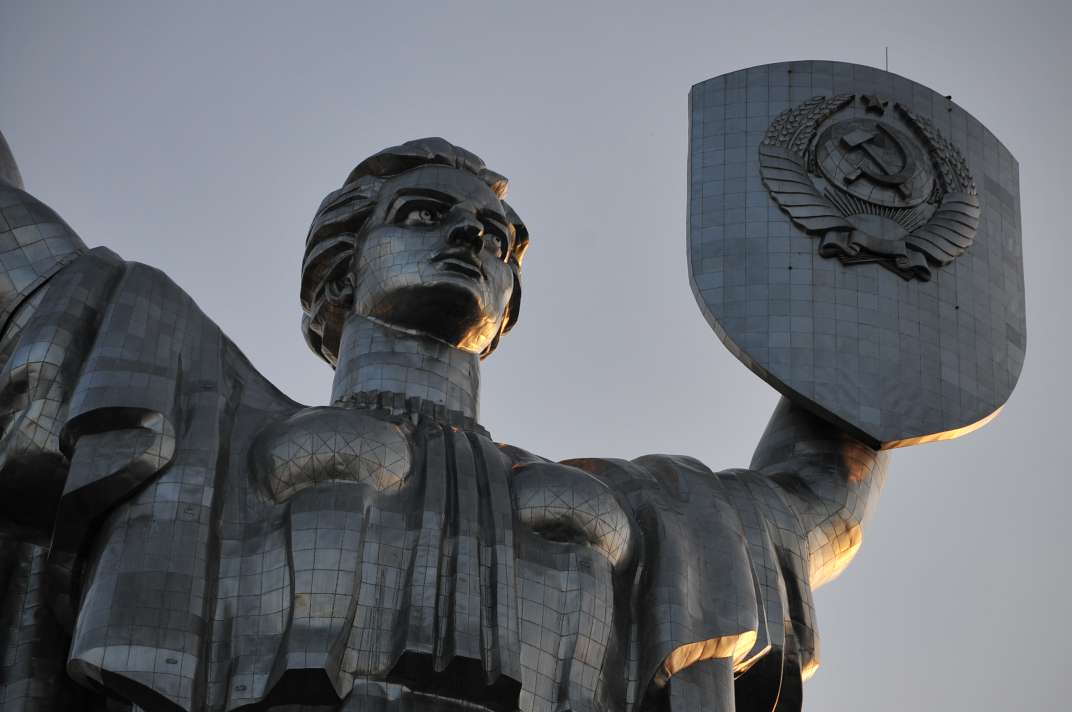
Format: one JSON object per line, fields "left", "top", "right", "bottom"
{"left": 432, "top": 252, "right": 484, "bottom": 280}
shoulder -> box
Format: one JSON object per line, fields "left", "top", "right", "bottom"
{"left": 0, "top": 181, "right": 88, "bottom": 324}
{"left": 565, "top": 452, "right": 747, "bottom": 501}
{"left": 0, "top": 246, "right": 295, "bottom": 523}
{"left": 498, "top": 444, "right": 752, "bottom": 493}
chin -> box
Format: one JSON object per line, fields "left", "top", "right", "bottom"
{"left": 371, "top": 282, "right": 494, "bottom": 348}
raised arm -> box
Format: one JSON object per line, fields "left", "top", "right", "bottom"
{"left": 0, "top": 130, "right": 88, "bottom": 327}
{"left": 750, "top": 396, "right": 889, "bottom": 588}
{"left": 558, "top": 400, "right": 890, "bottom": 711}
{"left": 0, "top": 130, "right": 112, "bottom": 711}
{"left": 0, "top": 130, "right": 94, "bottom": 529}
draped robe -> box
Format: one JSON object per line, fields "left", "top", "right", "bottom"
{"left": 0, "top": 180, "right": 887, "bottom": 712}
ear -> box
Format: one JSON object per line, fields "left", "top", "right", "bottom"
{"left": 323, "top": 271, "right": 356, "bottom": 308}
{"left": 480, "top": 272, "right": 521, "bottom": 360}
{"left": 502, "top": 269, "right": 522, "bottom": 334}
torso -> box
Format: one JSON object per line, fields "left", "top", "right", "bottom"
{"left": 242, "top": 404, "right": 637, "bottom": 712}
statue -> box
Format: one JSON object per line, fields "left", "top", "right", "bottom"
{"left": 0, "top": 60, "right": 1024, "bottom": 712}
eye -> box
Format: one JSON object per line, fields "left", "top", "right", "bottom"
{"left": 491, "top": 233, "right": 510, "bottom": 261}
{"left": 481, "top": 220, "right": 513, "bottom": 262}
{"left": 397, "top": 201, "right": 448, "bottom": 227}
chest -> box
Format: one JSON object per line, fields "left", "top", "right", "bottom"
{"left": 250, "top": 406, "right": 634, "bottom": 566}
{"left": 252, "top": 406, "right": 413, "bottom": 501}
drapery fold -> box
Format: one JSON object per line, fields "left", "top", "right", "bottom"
{"left": 213, "top": 424, "right": 522, "bottom": 712}
{"left": 0, "top": 249, "right": 822, "bottom": 712}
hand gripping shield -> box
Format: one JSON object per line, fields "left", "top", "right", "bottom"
{"left": 688, "top": 61, "right": 1025, "bottom": 448}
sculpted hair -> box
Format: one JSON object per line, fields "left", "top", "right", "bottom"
{"left": 300, "top": 137, "right": 529, "bottom": 366}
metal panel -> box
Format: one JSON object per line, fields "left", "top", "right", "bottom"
{"left": 688, "top": 61, "right": 1026, "bottom": 448}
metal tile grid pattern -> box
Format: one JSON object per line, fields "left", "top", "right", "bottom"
{"left": 254, "top": 407, "right": 412, "bottom": 501}
{"left": 0, "top": 136, "right": 892, "bottom": 712}
{"left": 300, "top": 138, "right": 528, "bottom": 370}
{"left": 0, "top": 182, "right": 86, "bottom": 328}
{"left": 0, "top": 180, "right": 106, "bottom": 711}
{"left": 688, "top": 61, "right": 1026, "bottom": 446}
{"left": 330, "top": 314, "right": 483, "bottom": 420}
{"left": 0, "top": 542, "right": 77, "bottom": 711}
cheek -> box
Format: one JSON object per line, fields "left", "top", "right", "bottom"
{"left": 353, "top": 237, "right": 387, "bottom": 276}
{"left": 353, "top": 228, "right": 432, "bottom": 291}
{"left": 485, "top": 264, "right": 514, "bottom": 313}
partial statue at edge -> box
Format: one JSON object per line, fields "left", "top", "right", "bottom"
{"left": 0, "top": 60, "right": 1026, "bottom": 712}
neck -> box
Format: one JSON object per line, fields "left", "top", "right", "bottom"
{"left": 331, "top": 313, "right": 481, "bottom": 421}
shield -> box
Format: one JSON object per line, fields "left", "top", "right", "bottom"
{"left": 687, "top": 61, "right": 1025, "bottom": 448}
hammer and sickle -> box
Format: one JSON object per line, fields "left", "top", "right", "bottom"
{"left": 841, "top": 124, "right": 916, "bottom": 197}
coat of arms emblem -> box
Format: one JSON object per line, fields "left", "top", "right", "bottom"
{"left": 759, "top": 93, "right": 979, "bottom": 280}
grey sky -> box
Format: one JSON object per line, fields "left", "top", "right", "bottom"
{"left": 2, "top": 1, "right": 1069, "bottom": 709}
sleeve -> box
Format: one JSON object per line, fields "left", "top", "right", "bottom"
{"left": 725, "top": 396, "right": 890, "bottom": 711}
{"left": 0, "top": 139, "right": 272, "bottom": 711}
{"left": 0, "top": 154, "right": 96, "bottom": 532}
{"left": 749, "top": 397, "right": 890, "bottom": 590}
{"left": 567, "top": 399, "right": 889, "bottom": 712}
{"left": 0, "top": 171, "right": 113, "bottom": 710}
{"left": 0, "top": 170, "right": 88, "bottom": 331}
{"left": 565, "top": 454, "right": 790, "bottom": 712}
{"left": 627, "top": 454, "right": 818, "bottom": 712}
{"left": 0, "top": 165, "right": 176, "bottom": 710}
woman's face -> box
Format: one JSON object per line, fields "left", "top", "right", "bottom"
{"left": 350, "top": 164, "right": 517, "bottom": 353}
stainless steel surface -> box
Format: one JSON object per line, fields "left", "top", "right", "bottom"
{"left": 688, "top": 61, "right": 1026, "bottom": 448}
{"left": 0, "top": 115, "right": 1010, "bottom": 711}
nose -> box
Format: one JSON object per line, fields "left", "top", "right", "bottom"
{"left": 448, "top": 218, "right": 485, "bottom": 253}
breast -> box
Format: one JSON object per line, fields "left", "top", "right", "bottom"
{"left": 251, "top": 406, "right": 413, "bottom": 502}
{"left": 512, "top": 461, "right": 636, "bottom": 567}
